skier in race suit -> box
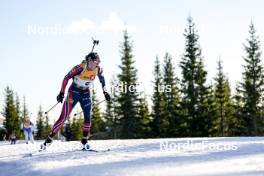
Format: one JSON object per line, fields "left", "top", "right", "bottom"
{"left": 42, "top": 52, "right": 111, "bottom": 150}
{"left": 22, "top": 116, "right": 34, "bottom": 144}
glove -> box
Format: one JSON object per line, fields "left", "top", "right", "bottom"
{"left": 103, "top": 91, "right": 111, "bottom": 102}
{"left": 57, "top": 92, "right": 64, "bottom": 103}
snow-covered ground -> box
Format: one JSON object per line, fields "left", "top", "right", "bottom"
{"left": 0, "top": 137, "right": 264, "bottom": 176}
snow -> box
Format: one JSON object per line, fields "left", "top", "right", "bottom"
{"left": 1, "top": 137, "right": 264, "bottom": 176}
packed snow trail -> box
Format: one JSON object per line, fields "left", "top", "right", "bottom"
{"left": 0, "top": 137, "right": 264, "bottom": 176}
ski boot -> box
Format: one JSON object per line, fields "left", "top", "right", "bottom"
{"left": 81, "top": 137, "right": 90, "bottom": 151}
{"left": 40, "top": 136, "right": 53, "bottom": 151}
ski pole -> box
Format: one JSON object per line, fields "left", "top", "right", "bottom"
{"left": 44, "top": 102, "right": 60, "bottom": 114}
{"left": 74, "top": 99, "right": 106, "bottom": 117}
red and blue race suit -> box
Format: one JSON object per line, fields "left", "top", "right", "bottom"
{"left": 51, "top": 62, "right": 106, "bottom": 136}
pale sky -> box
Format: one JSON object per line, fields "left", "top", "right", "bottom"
{"left": 1, "top": 0, "right": 264, "bottom": 123}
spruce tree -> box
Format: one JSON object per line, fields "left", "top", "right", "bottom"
{"left": 180, "top": 16, "right": 211, "bottom": 136}
{"left": 2, "top": 86, "right": 17, "bottom": 138}
{"left": 150, "top": 57, "right": 165, "bottom": 137}
{"left": 104, "top": 77, "right": 120, "bottom": 138}
{"left": 91, "top": 90, "right": 104, "bottom": 134}
{"left": 71, "top": 117, "right": 82, "bottom": 140}
{"left": 229, "top": 87, "right": 244, "bottom": 136}
{"left": 162, "top": 53, "right": 181, "bottom": 137}
{"left": 117, "top": 31, "right": 139, "bottom": 139}
{"left": 237, "top": 22, "right": 264, "bottom": 136}
{"left": 197, "top": 58, "right": 213, "bottom": 136}
{"left": 22, "top": 96, "right": 29, "bottom": 119}
{"left": 14, "top": 93, "right": 22, "bottom": 138}
{"left": 206, "top": 85, "right": 217, "bottom": 136}
{"left": 137, "top": 94, "right": 151, "bottom": 138}
{"left": 104, "top": 93, "right": 114, "bottom": 133}
{"left": 36, "top": 105, "right": 45, "bottom": 139}
{"left": 43, "top": 116, "right": 51, "bottom": 138}
{"left": 213, "top": 60, "right": 234, "bottom": 136}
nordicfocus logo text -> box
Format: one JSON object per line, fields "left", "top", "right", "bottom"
{"left": 160, "top": 140, "right": 238, "bottom": 152}
{"left": 109, "top": 81, "right": 172, "bottom": 94}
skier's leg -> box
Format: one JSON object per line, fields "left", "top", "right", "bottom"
{"left": 43, "top": 86, "right": 79, "bottom": 146}
{"left": 29, "top": 130, "right": 34, "bottom": 143}
{"left": 79, "top": 91, "right": 92, "bottom": 148}
{"left": 24, "top": 130, "right": 29, "bottom": 144}
{"left": 51, "top": 87, "right": 79, "bottom": 135}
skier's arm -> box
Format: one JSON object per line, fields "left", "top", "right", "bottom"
{"left": 97, "top": 66, "right": 106, "bottom": 90}
{"left": 30, "top": 121, "right": 34, "bottom": 128}
{"left": 98, "top": 67, "right": 110, "bottom": 101}
{"left": 60, "top": 64, "right": 84, "bottom": 93}
{"left": 30, "top": 121, "right": 35, "bottom": 133}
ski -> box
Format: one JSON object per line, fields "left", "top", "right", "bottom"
{"left": 82, "top": 148, "right": 111, "bottom": 152}
{"left": 23, "top": 148, "right": 110, "bottom": 157}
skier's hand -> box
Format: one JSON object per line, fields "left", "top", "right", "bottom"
{"left": 103, "top": 91, "right": 111, "bottom": 102}
{"left": 57, "top": 92, "right": 64, "bottom": 103}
